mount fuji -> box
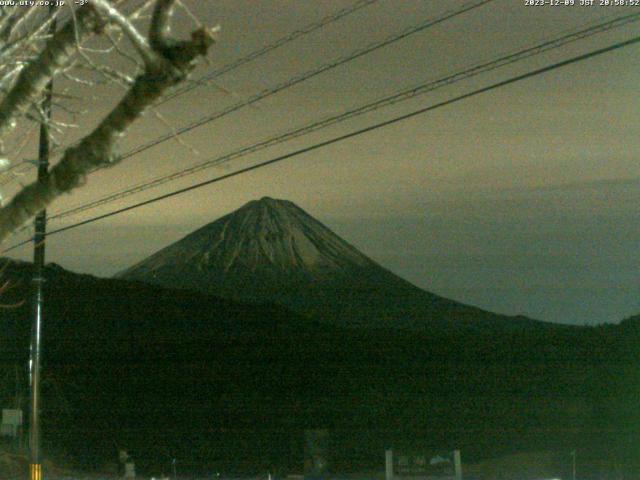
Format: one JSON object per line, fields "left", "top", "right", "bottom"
{"left": 118, "top": 197, "right": 545, "bottom": 331}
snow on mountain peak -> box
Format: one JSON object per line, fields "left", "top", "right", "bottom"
{"left": 118, "top": 197, "right": 545, "bottom": 332}
{"left": 119, "top": 197, "right": 373, "bottom": 280}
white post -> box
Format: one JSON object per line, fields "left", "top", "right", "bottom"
{"left": 385, "top": 449, "right": 394, "bottom": 480}
{"left": 124, "top": 461, "right": 136, "bottom": 479}
{"left": 453, "top": 450, "right": 462, "bottom": 480}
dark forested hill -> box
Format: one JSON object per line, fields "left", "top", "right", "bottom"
{"left": 0, "top": 259, "right": 637, "bottom": 477}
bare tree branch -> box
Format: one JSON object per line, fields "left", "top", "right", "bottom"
{"left": 149, "top": 0, "right": 176, "bottom": 50}
{"left": 90, "top": 0, "right": 159, "bottom": 67}
{"left": 0, "top": 6, "right": 103, "bottom": 145}
{"left": 0, "top": 0, "right": 217, "bottom": 242}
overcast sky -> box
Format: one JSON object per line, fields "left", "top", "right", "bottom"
{"left": 3, "top": 0, "right": 639, "bottom": 325}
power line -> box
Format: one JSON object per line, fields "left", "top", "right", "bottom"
{"left": 2, "top": 0, "right": 493, "bottom": 192}
{"left": 3, "top": 0, "right": 490, "bottom": 185}
{"left": 49, "top": 11, "right": 640, "bottom": 221}
{"left": 0, "top": 0, "right": 380, "bottom": 186}
{"left": 3, "top": 33, "right": 638, "bottom": 254}
{"left": 158, "top": 0, "right": 380, "bottom": 105}
{"left": 37, "top": 0, "right": 496, "bottom": 215}
{"left": 115, "top": 0, "right": 495, "bottom": 159}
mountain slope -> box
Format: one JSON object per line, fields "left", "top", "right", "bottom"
{"left": 118, "top": 197, "right": 548, "bottom": 332}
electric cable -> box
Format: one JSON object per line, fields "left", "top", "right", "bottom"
{"left": 49, "top": 11, "right": 640, "bottom": 222}
{"left": 3, "top": 33, "right": 637, "bottom": 254}
{"left": 0, "top": 0, "right": 381, "bottom": 184}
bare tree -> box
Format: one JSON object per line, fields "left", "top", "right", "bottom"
{"left": 0, "top": 0, "right": 217, "bottom": 243}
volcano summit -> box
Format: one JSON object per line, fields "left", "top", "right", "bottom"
{"left": 118, "top": 197, "right": 543, "bottom": 331}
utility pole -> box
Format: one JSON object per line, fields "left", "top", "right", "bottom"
{"left": 29, "top": 6, "right": 55, "bottom": 480}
